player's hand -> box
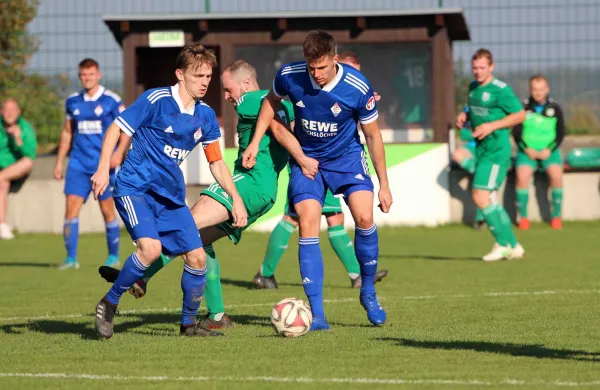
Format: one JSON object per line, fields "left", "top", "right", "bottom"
{"left": 53, "top": 164, "right": 63, "bottom": 180}
{"left": 231, "top": 196, "right": 248, "bottom": 228}
{"left": 456, "top": 112, "right": 467, "bottom": 129}
{"left": 538, "top": 148, "right": 551, "bottom": 160}
{"left": 472, "top": 123, "right": 495, "bottom": 140}
{"left": 525, "top": 148, "right": 538, "bottom": 160}
{"left": 299, "top": 156, "right": 319, "bottom": 180}
{"left": 374, "top": 92, "right": 381, "bottom": 101}
{"left": 242, "top": 142, "right": 259, "bottom": 169}
{"left": 378, "top": 185, "right": 393, "bottom": 213}
{"left": 91, "top": 168, "right": 110, "bottom": 200}
{"left": 109, "top": 152, "right": 123, "bottom": 169}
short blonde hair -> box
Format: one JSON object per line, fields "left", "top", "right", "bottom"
{"left": 223, "top": 60, "right": 257, "bottom": 81}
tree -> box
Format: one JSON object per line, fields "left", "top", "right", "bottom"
{"left": 0, "top": 0, "right": 65, "bottom": 146}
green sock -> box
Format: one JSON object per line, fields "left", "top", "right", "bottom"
{"left": 481, "top": 204, "right": 508, "bottom": 246}
{"left": 475, "top": 208, "right": 484, "bottom": 222}
{"left": 460, "top": 157, "right": 476, "bottom": 174}
{"left": 498, "top": 205, "right": 519, "bottom": 247}
{"left": 261, "top": 219, "right": 295, "bottom": 277}
{"left": 204, "top": 244, "right": 224, "bottom": 319}
{"left": 142, "top": 252, "right": 175, "bottom": 281}
{"left": 551, "top": 187, "right": 563, "bottom": 218}
{"left": 516, "top": 188, "right": 529, "bottom": 218}
{"left": 327, "top": 224, "right": 360, "bottom": 278}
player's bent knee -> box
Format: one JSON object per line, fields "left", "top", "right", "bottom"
{"left": 137, "top": 240, "right": 162, "bottom": 265}
{"left": 354, "top": 214, "right": 374, "bottom": 229}
{"left": 282, "top": 214, "right": 299, "bottom": 227}
{"left": 325, "top": 212, "right": 344, "bottom": 227}
{"left": 472, "top": 190, "right": 490, "bottom": 209}
{"left": 183, "top": 248, "right": 206, "bottom": 269}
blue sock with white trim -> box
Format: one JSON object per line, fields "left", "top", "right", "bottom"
{"left": 355, "top": 224, "right": 379, "bottom": 296}
{"left": 299, "top": 237, "right": 325, "bottom": 319}
{"left": 181, "top": 264, "right": 207, "bottom": 326}
{"left": 105, "top": 252, "right": 148, "bottom": 305}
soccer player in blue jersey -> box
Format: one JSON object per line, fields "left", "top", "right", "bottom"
{"left": 54, "top": 59, "right": 130, "bottom": 270}
{"left": 91, "top": 45, "right": 248, "bottom": 339}
{"left": 243, "top": 31, "right": 393, "bottom": 330}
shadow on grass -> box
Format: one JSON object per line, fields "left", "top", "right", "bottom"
{"left": 379, "top": 337, "right": 600, "bottom": 362}
{"left": 380, "top": 254, "right": 481, "bottom": 261}
{"left": 0, "top": 262, "right": 56, "bottom": 268}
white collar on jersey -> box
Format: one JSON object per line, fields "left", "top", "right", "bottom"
{"left": 309, "top": 63, "right": 344, "bottom": 92}
{"left": 83, "top": 85, "right": 105, "bottom": 102}
{"left": 171, "top": 84, "right": 196, "bottom": 115}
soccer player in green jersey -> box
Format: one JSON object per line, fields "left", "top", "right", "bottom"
{"left": 456, "top": 48, "right": 526, "bottom": 261}
{"left": 100, "top": 60, "right": 316, "bottom": 329}
{"left": 253, "top": 51, "right": 389, "bottom": 289}
{"left": 513, "top": 74, "right": 565, "bottom": 230}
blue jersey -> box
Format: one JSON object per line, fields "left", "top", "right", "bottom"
{"left": 272, "top": 61, "right": 378, "bottom": 161}
{"left": 113, "top": 84, "right": 221, "bottom": 206}
{"left": 65, "top": 86, "right": 123, "bottom": 174}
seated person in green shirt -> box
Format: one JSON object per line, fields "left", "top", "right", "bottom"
{"left": 513, "top": 74, "right": 565, "bottom": 230}
{"left": 0, "top": 98, "right": 37, "bottom": 239}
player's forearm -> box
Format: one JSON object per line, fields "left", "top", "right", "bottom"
{"left": 363, "top": 128, "right": 389, "bottom": 188}
{"left": 55, "top": 129, "right": 72, "bottom": 165}
{"left": 98, "top": 123, "right": 123, "bottom": 170}
{"left": 114, "top": 132, "right": 132, "bottom": 160}
{"left": 208, "top": 159, "right": 242, "bottom": 202}
{"left": 269, "top": 119, "right": 306, "bottom": 163}
{"left": 250, "top": 92, "right": 280, "bottom": 147}
{"left": 490, "top": 110, "right": 526, "bottom": 131}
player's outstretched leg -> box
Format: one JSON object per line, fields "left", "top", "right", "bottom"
{"left": 253, "top": 217, "right": 296, "bottom": 289}
{"left": 96, "top": 245, "right": 156, "bottom": 339}
{"left": 179, "top": 247, "right": 223, "bottom": 337}
{"left": 200, "top": 244, "right": 233, "bottom": 330}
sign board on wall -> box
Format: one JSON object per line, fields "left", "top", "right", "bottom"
{"left": 149, "top": 31, "right": 185, "bottom": 48}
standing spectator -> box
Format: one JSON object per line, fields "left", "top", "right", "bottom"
{"left": 513, "top": 75, "right": 565, "bottom": 230}
{"left": 0, "top": 98, "right": 37, "bottom": 239}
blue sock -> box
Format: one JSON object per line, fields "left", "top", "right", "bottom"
{"left": 105, "top": 219, "right": 120, "bottom": 258}
{"left": 63, "top": 218, "right": 79, "bottom": 260}
{"left": 105, "top": 252, "right": 148, "bottom": 305}
{"left": 355, "top": 225, "right": 379, "bottom": 296}
{"left": 181, "top": 264, "right": 207, "bottom": 326}
{"left": 299, "top": 237, "right": 325, "bottom": 319}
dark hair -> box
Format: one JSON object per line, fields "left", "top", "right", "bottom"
{"left": 303, "top": 30, "right": 337, "bottom": 62}
{"left": 79, "top": 58, "right": 99, "bottom": 69}
{"left": 471, "top": 48, "right": 493, "bottom": 64}
{"left": 176, "top": 44, "right": 218, "bottom": 71}
{"left": 529, "top": 74, "right": 548, "bottom": 84}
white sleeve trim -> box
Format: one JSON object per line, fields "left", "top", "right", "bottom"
{"left": 359, "top": 111, "right": 379, "bottom": 125}
{"left": 65, "top": 114, "right": 72, "bottom": 120}
{"left": 201, "top": 137, "right": 220, "bottom": 146}
{"left": 272, "top": 78, "right": 286, "bottom": 98}
{"left": 114, "top": 116, "right": 135, "bottom": 137}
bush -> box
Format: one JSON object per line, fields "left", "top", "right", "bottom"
{"left": 566, "top": 103, "right": 600, "bottom": 135}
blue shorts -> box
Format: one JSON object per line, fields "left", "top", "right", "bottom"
{"left": 64, "top": 165, "right": 115, "bottom": 202}
{"left": 115, "top": 193, "right": 202, "bottom": 256}
{"left": 288, "top": 150, "right": 374, "bottom": 210}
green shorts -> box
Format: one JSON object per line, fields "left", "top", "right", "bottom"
{"left": 201, "top": 174, "right": 275, "bottom": 244}
{"left": 515, "top": 149, "right": 562, "bottom": 171}
{"left": 284, "top": 189, "right": 343, "bottom": 216}
{"left": 473, "top": 159, "right": 510, "bottom": 191}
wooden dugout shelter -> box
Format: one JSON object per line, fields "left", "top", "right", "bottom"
{"left": 103, "top": 9, "right": 470, "bottom": 147}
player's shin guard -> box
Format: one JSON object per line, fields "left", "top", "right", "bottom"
{"left": 181, "top": 264, "right": 207, "bottom": 326}
{"left": 142, "top": 253, "right": 175, "bottom": 281}
{"left": 105, "top": 219, "right": 120, "bottom": 257}
{"left": 261, "top": 219, "right": 295, "bottom": 277}
{"left": 328, "top": 225, "right": 360, "bottom": 278}
{"left": 299, "top": 237, "right": 325, "bottom": 319}
{"left": 63, "top": 218, "right": 79, "bottom": 259}
{"left": 355, "top": 225, "right": 379, "bottom": 296}
{"left": 551, "top": 187, "right": 563, "bottom": 218}
{"left": 204, "top": 245, "right": 224, "bottom": 318}
{"left": 481, "top": 204, "right": 509, "bottom": 246}
{"left": 105, "top": 252, "right": 148, "bottom": 305}
{"left": 499, "top": 206, "right": 519, "bottom": 247}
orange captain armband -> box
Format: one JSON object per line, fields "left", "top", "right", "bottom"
{"left": 203, "top": 140, "right": 222, "bottom": 162}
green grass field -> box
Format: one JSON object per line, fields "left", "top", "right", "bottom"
{"left": 1, "top": 222, "right": 599, "bottom": 389}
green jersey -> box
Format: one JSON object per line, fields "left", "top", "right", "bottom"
{"left": 233, "top": 90, "right": 294, "bottom": 200}
{"left": 0, "top": 117, "right": 37, "bottom": 169}
{"left": 468, "top": 78, "right": 522, "bottom": 161}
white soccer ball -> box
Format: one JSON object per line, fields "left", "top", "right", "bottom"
{"left": 270, "top": 297, "right": 313, "bottom": 338}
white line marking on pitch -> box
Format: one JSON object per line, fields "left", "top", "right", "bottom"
{"left": 0, "top": 289, "right": 598, "bottom": 323}
{"left": 0, "top": 372, "right": 599, "bottom": 387}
